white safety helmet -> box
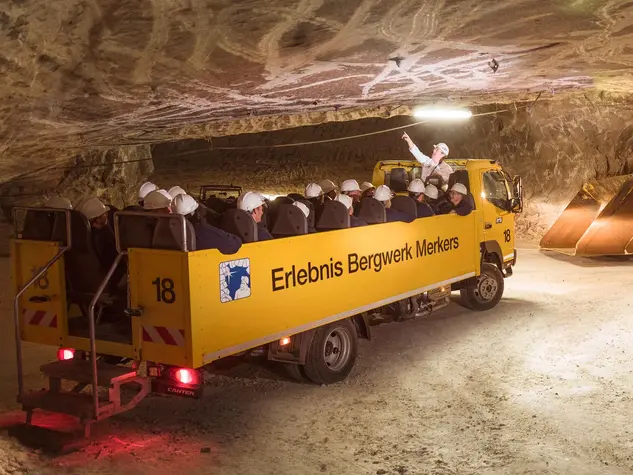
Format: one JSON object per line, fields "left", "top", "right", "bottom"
{"left": 450, "top": 183, "right": 468, "bottom": 196}
{"left": 434, "top": 142, "right": 450, "bottom": 157}
{"left": 335, "top": 193, "right": 353, "bottom": 210}
{"left": 172, "top": 194, "right": 199, "bottom": 216}
{"left": 318, "top": 179, "right": 337, "bottom": 194}
{"left": 44, "top": 196, "right": 72, "bottom": 210}
{"left": 292, "top": 201, "right": 310, "bottom": 218}
{"left": 373, "top": 185, "right": 393, "bottom": 202}
{"left": 407, "top": 179, "right": 425, "bottom": 194}
{"left": 138, "top": 181, "right": 157, "bottom": 200}
{"left": 424, "top": 184, "right": 439, "bottom": 200}
{"left": 168, "top": 186, "right": 187, "bottom": 199}
{"left": 340, "top": 179, "right": 361, "bottom": 193}
{"left": 77, "top": 197, "right": 109, "bottom": 220}
{"left": 305, "top": 183, "right": 323, "bottom": 198}
{"left": 144, "top": 189, "right": 172, "bottom": 210}
{"left": 360, "top": 182, "right": 374, "bottom": 192}
{"left": 238, "top": 191, "right": 265, "bottom": 212}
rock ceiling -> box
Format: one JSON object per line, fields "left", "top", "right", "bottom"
{"left": 2, "top": 0, "right": 633, "bottom": 178}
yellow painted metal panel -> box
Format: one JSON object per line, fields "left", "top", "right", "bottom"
{"left": 187, "top": 214, "right": 480, "bottom": 368}
{"left": 128, "top": 249, "right": 191, "bottom": 366}
{"left": 11, "top": 240, "right": 67, "bottom": 347}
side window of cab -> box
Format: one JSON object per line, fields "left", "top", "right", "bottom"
{"left": 482, "top": 171, "right": 511, "bottom": 211}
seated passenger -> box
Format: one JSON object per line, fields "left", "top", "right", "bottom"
{"left": 436, "top": 183, "right": 473, "bottom": 216}
{"left": 340, "top": 179, "right": 362, "bottom": 204}
{"left": 292, "top": 201, "right": 314, "bottom": 232}
{"left": 143, "top": 189, "right": 173, "bottom": 214}
{"left": 336, "top": 194, "right": 366, "bottom": 227}
{"left": 374, "top": 185, "right": 414, "bottom": 223}
{"left": 237, "top": 191, "right": 273, "bottom": 241}
{"left": 173, "top": 194, "right": 242, "bottom": 254}
{"left": 423, "top": 184, "right": 440, "bottom": 214}
{"left": 407, "top": 179, "right": 434, "bottom": 218}
{"left": 360, "top": 182, "right": 375, "bottom": 199}
{"left": 305, "top": 182, "right": 325, "bottom": 209}
{"left": 125, "top": 181, "right": 157, "bottom": 211}
{"left": 168, "top": 186, "right": 186, "bottom": 199}
{"left": 44, "top": 196, "right": 73, "bottom": 209}
{"left": 318, "top": 179, "right": 338, "bottom": 201}
{"left": 77, "top": 197, "right": 124, "bottom": 289}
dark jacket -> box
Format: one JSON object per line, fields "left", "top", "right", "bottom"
{"left": 436, "top": 195, "right": 474, "bottom": 216}
{"left": 257, "top": 223, "right": 274, "bottom": 241}
{"left": 91, "top": 226, "right": 126, "bottom": 291}
{"left": 416, "top": 202, "right": 435, "bottom": 218}
{"left": 193, "top": 221, "right": 242, "bottom": 254}
{"left": 350, "top": 215, "right": 367, "bottom": 227}
{"left": 386, "top": 208, "right": 415, "bottom": 223}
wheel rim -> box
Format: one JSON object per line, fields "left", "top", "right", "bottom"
{"left": 474, "top": 271, "right": 498, "bottom": 302}
{"left": 322, "top": 327, "right": 352, "bottom": 372}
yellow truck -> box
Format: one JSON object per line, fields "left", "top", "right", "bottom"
{"left": 10, "top": 158, "right": 521, "bottom": 437}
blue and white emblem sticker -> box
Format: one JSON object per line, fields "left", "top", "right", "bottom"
{"left": 219, "top": 258, "right": 251, "bottom": 303}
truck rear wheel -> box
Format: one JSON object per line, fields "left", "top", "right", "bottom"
{"left": 303, "top": 319, "right": 358, "bottom": 385}
{"left": 460, "top": 263, "right": 504, "bottom": 311}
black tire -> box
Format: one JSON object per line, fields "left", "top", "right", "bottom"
{"left": 283, "top": 363, "right": 308, "bottom": 383}
{"left": 303, "top": 319, "right": 358, "bottom": 385}
{"left": 460, "top": 262, "right": 504, "bottom": 311}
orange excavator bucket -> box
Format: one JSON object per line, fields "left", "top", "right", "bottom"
{"left": 540, "top": 175, "right": 633, "bottom": 256}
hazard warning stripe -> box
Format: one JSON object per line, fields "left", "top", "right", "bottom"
{"left": 142, "top": 325, "right": 185, "bottom": 347}
{"left": 23, "top": 309, "right": 58, "bottom": 328}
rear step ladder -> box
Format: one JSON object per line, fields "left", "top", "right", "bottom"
{"left": 21, "top": 359, "right": 150, "bottom": 437}
{"left": 12, "top": 210, "right": 158, "bottom": 437}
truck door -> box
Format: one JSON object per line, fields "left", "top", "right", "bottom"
{"left": 481, "top": 170, "right": 515, "bottom": 264}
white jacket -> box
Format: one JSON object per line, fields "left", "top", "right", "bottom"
{"left": 408, "top": 145, "right": 453, "bottom": 183}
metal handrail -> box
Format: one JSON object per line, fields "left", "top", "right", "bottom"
{"left": 87, "top": 251, "right": 126, "bottom": 418}
{"left": 86, "top": 211, "right": 188, "bottom": 418}
{"left": 113, "top": 211, "right": 188, "bottom": 252}
{"left": 12, "top": 207, "right": 72, "bottom": 401}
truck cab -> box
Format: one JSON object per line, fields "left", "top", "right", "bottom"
{"left": 372, "top": 158, "right": 522, "bottom": 275}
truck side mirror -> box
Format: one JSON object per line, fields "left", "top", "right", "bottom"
{"left": 511, "top": 175, "right": 523, "bottom": 213}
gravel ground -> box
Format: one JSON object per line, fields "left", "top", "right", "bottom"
{"left": 1, "top": 248, "right": 633, "bottom": 475}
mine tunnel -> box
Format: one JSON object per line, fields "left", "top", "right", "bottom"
{"left": 2, "top": 1, "right": 633, "bottom": 474}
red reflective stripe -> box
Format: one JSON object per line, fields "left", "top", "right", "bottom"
{"left": 49, "top": 315, "right": 58, "bottom": 328}
{"left": 30, "top": 311, "right": 46, "bottom": 326}
{"left": 156, "top": 326, "right": 177, "bottom": 346}
{"left": 142, "top": 327, "right": 152, "bottom": 342}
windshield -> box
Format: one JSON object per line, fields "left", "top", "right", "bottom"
{"left": 482, "top": 171, "right": 511, "bottom": 210}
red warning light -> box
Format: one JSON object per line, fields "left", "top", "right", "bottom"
{"left": 57, "top": 348, "right": 75, "bottom": 361}
{"left": 175, "top": 368, "right": 194, "bottom": 385}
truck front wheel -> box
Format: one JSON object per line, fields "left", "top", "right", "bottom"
{"left": 303, "top": 319, "right": 358, "bottom": 385}
{"left": 460, "top": 263, "right": 504, "bottom": 311}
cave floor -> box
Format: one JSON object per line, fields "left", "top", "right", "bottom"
{"left": 1, "top": 248, "right": 633, "bottom": 474}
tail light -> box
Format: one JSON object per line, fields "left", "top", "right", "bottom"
{"left": 173, "top": 368, "right": 199, "bottom": 385}
{"left": 57, "top": 348, "right": 75, "bottom": 361}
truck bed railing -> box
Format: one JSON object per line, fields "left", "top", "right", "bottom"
{"left": 12, "top": 207, "right": 72, "bottom": 400}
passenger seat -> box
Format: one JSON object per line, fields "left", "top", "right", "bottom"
{"left": 391, "top": 196, "right": 418, "bottom": 218}
{"left": 271, "top": 204, "right": 308, "bottom": 237}
{"left": 357, "top": 197, "right": 386, "bottom": 224}
{"left": 316, "top": 200, "right": 349, "bottom": 231}
{"left": 221, "top": 209, "right": 258, "bottom": 242}
{"left": 152, "top": 217, "right": 197, "bottom": 251}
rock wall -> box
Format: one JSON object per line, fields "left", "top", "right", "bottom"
{"left": 0, "top": 144, "right": 152, "bottom": 254}
{"left": 152, "top": 95, "right": 633, "bottom": 240}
